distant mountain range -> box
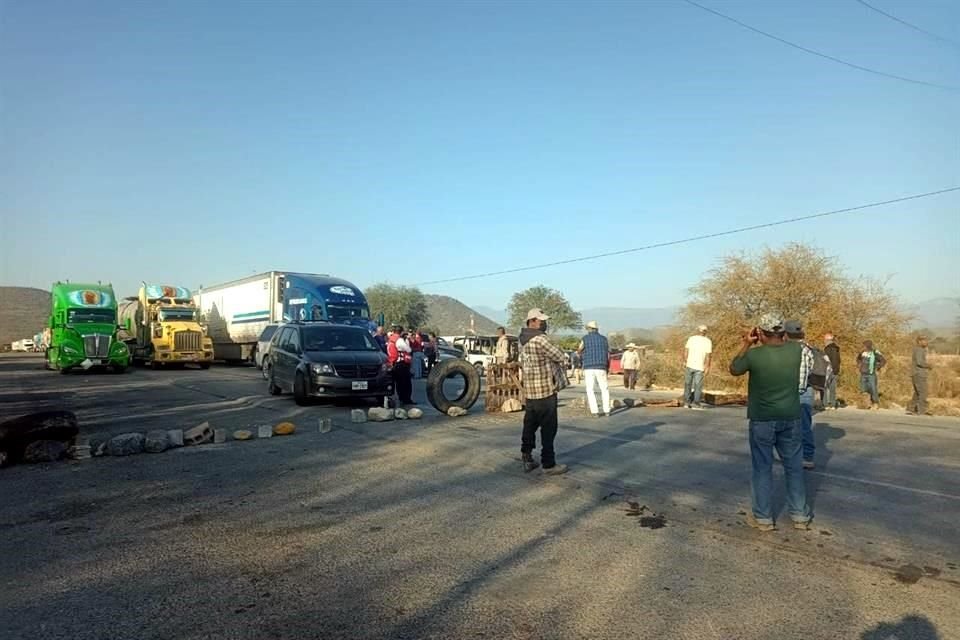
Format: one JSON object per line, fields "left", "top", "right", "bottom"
{"left": 424, "top": 296, "right": 500, "bottom": 336}
{"left": 905, "top": 297, "right": 959, "bottom": 329}
{"left": 0, "top": 287, "right": 48, "bottom": 346}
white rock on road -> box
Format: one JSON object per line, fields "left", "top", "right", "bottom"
{"left": 368, "top": 407, "right": 394, "bottom": 422}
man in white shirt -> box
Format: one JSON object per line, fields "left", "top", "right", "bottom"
{"left": 683, "top": 325, "right": 712, "bottom": 410}
{"left": 621, "top": 343, "right": 641, "bottom": 390}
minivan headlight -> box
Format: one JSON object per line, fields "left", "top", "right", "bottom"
{"left": 311, "top": 363, "right": 335, "bottom": 375}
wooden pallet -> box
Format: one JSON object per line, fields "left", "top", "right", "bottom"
{"left": 485, "top": 363, "right": 525, "bottom": 412}
{"left": 703, "top": 393, "right": 748, "bottom": 406}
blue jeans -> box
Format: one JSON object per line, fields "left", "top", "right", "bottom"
{"left": 800, "top": 388, "right": 815, "bottom": 462}
{"left": 683, "top": 368, "right": 705, "bottom": 406}
{"left": 861, "top": 373, "right": 878, "bottom": 404}
{"left": 412, "top": 352, "right": 425, "bottom": 379}
{"left": 749, "top": 419, "right": 811, "bottom": 525}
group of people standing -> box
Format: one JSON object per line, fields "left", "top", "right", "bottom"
{"left": 374, "top": 325, "right": 440, "bottom": 407}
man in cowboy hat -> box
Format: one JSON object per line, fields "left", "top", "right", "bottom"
{"left": 621, "top": 343, "right": 641, "bottom": 390}
{"left": 578, "top": 320, "right": 611, "bottom": 417}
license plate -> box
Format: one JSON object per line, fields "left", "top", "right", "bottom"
{"left": 352, "top": 381, "right": 368, "bottom": 391}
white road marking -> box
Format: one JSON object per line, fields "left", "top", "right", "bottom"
{"left": 810, "top": 470, "right": 960, "bottom": 501}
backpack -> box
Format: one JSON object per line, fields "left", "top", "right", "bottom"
{"left": 807, "top": 344, "right": 829, "bottom": 390}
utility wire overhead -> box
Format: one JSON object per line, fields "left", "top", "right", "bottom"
{"left": 681, "top": 0, "right": 959, "bottom": 91}
{"left": 853, "top": 0, "right": 960, "bottom": 49}
{"left": 415, "top": 187, "right": 960, "bottom": 286}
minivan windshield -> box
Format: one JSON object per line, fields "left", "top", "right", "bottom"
{"left": 302, "top": 326, "right": 378, "bottom": 352}
{"left": 68, "top": 308, "right": 116, "bottom": 325}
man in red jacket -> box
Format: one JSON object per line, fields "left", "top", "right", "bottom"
{"left": 387, "top": 326, "right": 414, "bottom": 406}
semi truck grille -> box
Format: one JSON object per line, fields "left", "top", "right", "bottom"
{"left": 337, "top": 364, "right": 382, "bottom": 379}
{"left": 83, "top": 334, "right": 111, "bottom": 358}
{"left": 175, "top": 331, "right": 202, "bottom": 352}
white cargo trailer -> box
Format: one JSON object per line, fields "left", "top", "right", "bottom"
{"left": 194, "top": 271, "right": 370, "bottom": 362}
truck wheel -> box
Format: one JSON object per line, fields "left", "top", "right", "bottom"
{"left": 261, "top": 357, "right": 272, "bottom": 381}
{"left": 59, "top": 367, "right": 71, "bottom": 375}
{"left": 426, "top": 358, "right": 481, "bottom": 415}
{"left": 294, "top": 372, "right": 310, "bottom": 406}
{"left": 199, "top": 363, "right": 211, "bottom": 370}
{"left": 111, "top": 365, "right": 128, "bottom": 374}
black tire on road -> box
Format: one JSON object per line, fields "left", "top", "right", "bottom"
{"left": 426, "top": 358, "right": 481, "bottom": 415}
{"left": 294, "top": 372, "right": 310, "bottom": 406}
{"left": 268, "top": 370, "right": 282, "bottom": 396}
{"left": 261, "top": 357, "right": 271, "bottom": 380}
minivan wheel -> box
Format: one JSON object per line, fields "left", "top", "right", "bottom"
{"left": 294, "top": 372, "right": 310, "bottom": 406}
{"left": 268, "top": 369, "right": 282, "bottom": 396}
{"left": 261, "top": 357, "right": 271, "bottom": 380}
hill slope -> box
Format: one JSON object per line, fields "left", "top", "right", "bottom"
{"left": 425, "top": 295, "right": 500, "bottom": 336}
{"left": 0, "top": 287, "right": 49, "bottom": 346}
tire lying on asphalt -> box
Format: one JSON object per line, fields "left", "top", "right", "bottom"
{"left": 426, "top": 358, "right": 481, "bottom": 415}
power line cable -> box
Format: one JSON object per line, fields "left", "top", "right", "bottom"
{"left": 415, "top": 186, "right": 960, "bottom": 286}
{"left": 853, "top": 0, "right": 960, "bottom": 49}
{"left": 681, "top": 0, "right": 960, "bottom": 91}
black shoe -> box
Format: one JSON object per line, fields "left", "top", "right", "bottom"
{"left": 522, "top": 454, "right": 540, "bottom": 473}
{"left": 543, "top": 463, "right": 568, "bottom": 476}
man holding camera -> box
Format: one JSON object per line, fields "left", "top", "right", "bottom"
{"left": 730, "top": 315, "right": 812, "bottom": 532}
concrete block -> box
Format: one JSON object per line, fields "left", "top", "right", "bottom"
{"left": 213, "top": 429, "right": 227, "bottom": 444}
{"left": 350, "top": 409, "right": 367, "bottom": 424}
{"left": 167, "top": 429, "right": 184, "bottom": 447}
{"left": 318, "top": 418, "right": 333, "bottom": 433}
{"left": 184, "top": 422, "right": 213, "bottom": 446}
{"left": 257, "top": 425, "right": 273, "bottom": 439}
{"left": 368, "top": 407, "right": 394, "bottom": 422}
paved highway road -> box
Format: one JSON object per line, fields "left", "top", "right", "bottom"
{"left": 1, "top": 353, "right": 958, "bottom": 639}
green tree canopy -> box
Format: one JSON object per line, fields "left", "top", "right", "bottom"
{"left": 507, "top": 285, "right": 582, "bottom": 333}
{"left": 608, "top": 333, "right": 627, "bottom": 350}
{"left": 366, "top": 283, "right": 429, "bottom": 329}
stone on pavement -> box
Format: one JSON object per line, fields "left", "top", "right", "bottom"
{"left": 23, "top": 440, "right": 68, "bottom": 463}
{"left": 233, "top": 429, "right": 253, "bottom": 441}
{"left": 394, "top": 409, "right": 408, "bottom": 420}
{"left": 144, "top": 430, "right": 171, "bottom": 453}
{"left": 368, "top": 407, "right": 394, "bottom": 422}
{"left": 407, "top": 408, "right": 424, "bottom": 419}
{"left": 257, "top": 425, "right": 273, "bottom": 439}
{"left": 108, "top": 433, "right": 145, "bottom": 456}
{"left": 351, "top": 409, "right": 367, "bottom": 424}
{"left": 167, "top": 429, "right": 185, "bottom": 447}
{"left": 500, "top": 398, "right": 523, "bottom": 413}
{"left": 88, "top": 432, "right": 111, "bottom": 457}
{"left": 447, "top": 407, "right": 468, "bottom": 417}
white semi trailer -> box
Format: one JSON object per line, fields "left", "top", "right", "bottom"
{"left": 194, "top": 271, "right": 371, "bottom": 363}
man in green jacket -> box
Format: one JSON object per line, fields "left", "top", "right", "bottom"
{"left": 730, "top": 314, "right": 812, "bottom": 532}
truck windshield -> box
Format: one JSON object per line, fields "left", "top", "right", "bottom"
{"left": 325, "top": 304, "right": 369, "bottom": 322}
{"left": 68, "top": 309, "right": 116, "bottom": 325}
{"left": 302, "top": 327, "right": 378, "bottom": 352}
{"left": 158, "top": 307, "right": 196, "bottom": 322}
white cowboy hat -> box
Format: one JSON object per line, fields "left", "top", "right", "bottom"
{"left": 585, "top": 320, "right": 599, "bottom": 330}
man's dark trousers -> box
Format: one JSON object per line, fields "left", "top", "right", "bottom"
{"left": 522, "top": 395, "right": 559, "bottom": 467}
{"left": 393, "top": 362, "right": 413, "bottom": 404}
{"left": 911, "top": 375, "right": 928, "bottom": 414}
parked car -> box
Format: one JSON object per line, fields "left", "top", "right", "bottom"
{"left": 266, "top": 323, "right": 393, "bottom": 406}
{"left": 452, "top": 335, "right": 518, "bottom": 376}
{"left": 433, "top": 336, "right": 463, "bottom": 358}
{"left": 255, "top": 323, "right": 282, "bottom": 379}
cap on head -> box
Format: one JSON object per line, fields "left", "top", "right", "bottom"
{"left": 586, "top": 320, "right": 599, "bottom": 330}
{"left": 757, "top": 314, "right": 784, "bottom": 334}
{"left": 824, "top": 333, "right": 834, "bottom": 342}
{"left": 784, "top": 319, "right": 804, "bottom": 336}
{"left": 697, "top": 324, "right": 707, "bottom": 333}
{"left": 526, "top": 308, "right": 550, "bottom": 322}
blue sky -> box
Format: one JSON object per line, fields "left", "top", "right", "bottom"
{"left": 2, "top": 0, "right": 958, "bottom": 310}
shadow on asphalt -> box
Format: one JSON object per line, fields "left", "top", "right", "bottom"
{"left": 806, "top": 422, "right": 846, "bottom": 511}
{"left": 861, "top": 614, "right": 942, "bottom": 639}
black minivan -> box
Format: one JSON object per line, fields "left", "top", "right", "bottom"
{"left": 267, "top": 323, "right": 392, "bottom": 406}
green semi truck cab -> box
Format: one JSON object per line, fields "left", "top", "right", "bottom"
{"left": 46, "top": 282, "right": 130, "bottom": 373}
